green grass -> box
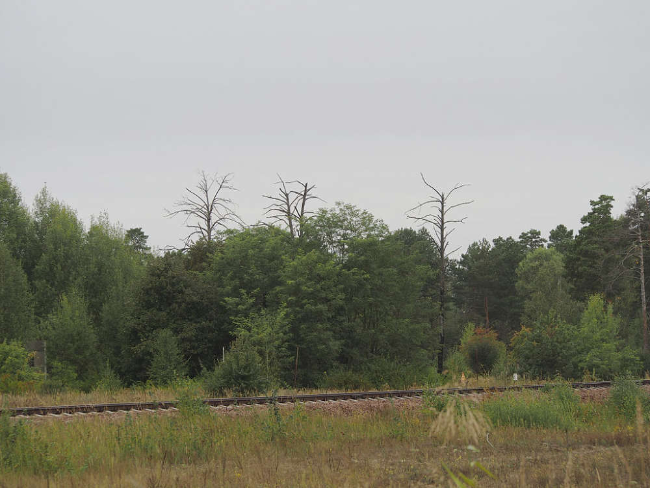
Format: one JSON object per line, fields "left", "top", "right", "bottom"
{"left": 3, "top": 382, "right": 650, "bottom": 486}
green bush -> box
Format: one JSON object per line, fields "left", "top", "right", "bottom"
{"left": 40, "top": 360, "right": 80, "bottom": 393}
{"left": 481, "top": 389, "right": 577, "bottom": 431}
{"left": 148, "top": 329, "right": 187, "bottom": 386}
{"left": 202, "top": 340, "right": 268, "bottom": 396}
{"left": 607, "top": 376, "right": 650, "bottom": 422}
{"left": 318, "top": 368, "right": 371, "bottom": 391}
{"left": 361, "top": 358, "right": 429, "bottom": 389}
{"left": 462, "top": 328, "right": 504, "bottom": 376}
{"left": 0, "top": 341, "right": 43, "bottom": 394}
{"left": 93, "top": 361, "right": 122, "bottom": 392}
{"left": 423, "top": 391, "right": 452, "bottom": 412}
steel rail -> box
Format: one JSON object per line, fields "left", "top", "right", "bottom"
{"left": 6, "top": 379, "right": 650, "bottom": 418}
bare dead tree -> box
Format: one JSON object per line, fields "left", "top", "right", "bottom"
{"left": 625, "top": 186, "right": 650, "bottom": 352}
{"left": 263, "top": 175, "right": 321, "bottom": 239}
{"left": 165, "top": 171, "right": 244, "bottom": 247}
{"left": 407, "top": 173, "right": 473, "bottom": 373}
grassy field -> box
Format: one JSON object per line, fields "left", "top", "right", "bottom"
{"left": 0, "top": 374, "right": 539, "bottom": 409}
{"left": 1, "top": 380, "right": 650, "bottom": 487}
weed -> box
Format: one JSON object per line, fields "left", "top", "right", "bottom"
{"left": 423, "top": 390, "right": 452, "bottom": 412}
{"left": 481, "top": 390, "right": 576, "bottom": 431}
{"left": 430, "top": 399, "right": 491, "bottom": 446}
{"left": 607, "top": 376, "right": 650, "bottom": 422}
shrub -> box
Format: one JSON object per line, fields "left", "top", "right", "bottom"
{"left": 318, "top": 368, "right": 371, "bottom": 391}
{"left": 93, "top": 361, "right": 122, "bottom": 392}
{"left": 0, "top": 341, "right": 43, "bottom": 394}
{"left": 423, "top": 391, "right": 452, "bottom": 412}
{"left": 202, "top": 340, "right": 267, "bottom": 396}
{"left": 148, "top": 329, "right": 187, "bottom": 386}
{"left": 607, "top": 376, "right": 650, "bottom": 422}
{"left": 40, "top": 360, "right": 80, "bottom": 393}
{"left": 462, "top": 328, "right": 504, "bottom": 376}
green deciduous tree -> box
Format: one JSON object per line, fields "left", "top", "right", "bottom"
{"left": 203, "top": 339, "right": 267, "bottom": 396}
{"left": 44, "top": 290, "right": 99, "bottom": 386}
{"left": 511, "top": 313, "right": 576, "bottom": 378}
{"left": 570, "top": 295, "right": 640, "bottom": 379}
{"left": 0, "top": 174, "right": 34, "bottom": 268}
{"left": 0, "top": 243, "right": 35, "bottom": 341}
{"left": 516, "top": 247, "right": 581, "bottom": 324}
{"left": 304, "top": 202, "right": 389, "bottom": 260}
{"left": 32, "top": 190, "right": 85, "bottom": 318}
{"left": 0, "top": 341, "right": 43, "bottom": 393}
{"left": 129, "top": 250, "right": 223, "bottom": 380}
{"left": 233, "top": 309, "right": 291, "bottom": 385}
{"left": 278, "top": 250, "right": 345, "bottom": 385}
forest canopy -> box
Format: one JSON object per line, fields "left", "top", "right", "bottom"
{"left": 0, "top": 171, "right": 648, "bottom": 392}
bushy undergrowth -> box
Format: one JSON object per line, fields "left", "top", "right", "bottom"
{"left": 202, "top": 340, "right": 269, "bottom": 396}
{"left": 318, "top": 360, "right": 444, "bottom": 391}
{"left": 481, "top": 384, "right": 580, "bottom": 431}
{"left": 606, "top": 376, "right": 650, "bottom": 421}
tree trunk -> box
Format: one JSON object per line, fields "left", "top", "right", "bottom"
{"left": 639, "top": 231, "right": 648, "bottom": 352}
{"left": 438, "top": 201, "right": 446, "bottom": 373}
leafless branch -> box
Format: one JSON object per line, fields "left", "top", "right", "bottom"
{"left": 165, "top": 171, "right": 244, "bottom": 246}
{"left": 263, "top": 175, "right": 323, "bottom": 239}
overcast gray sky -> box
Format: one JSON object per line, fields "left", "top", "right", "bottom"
{"left": 1, "top": 1, "right": 648, "bottom": 253}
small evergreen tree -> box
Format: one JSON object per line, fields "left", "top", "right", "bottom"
{"left": 148, "top": 329, "right": 186, "bottom": 386}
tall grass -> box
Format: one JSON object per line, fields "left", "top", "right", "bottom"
{"left": 2, "top": 395, "right": 650, "bottom": 486}
{"left": 481, "top": 384, "right": 579, "bottom": 430}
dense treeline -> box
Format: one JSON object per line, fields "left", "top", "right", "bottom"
{"left": 0, "top": 172, "right": 648, "bottom": 392}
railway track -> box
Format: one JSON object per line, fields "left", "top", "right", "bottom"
{"left": 6, "top": 380, "right": 649, "bottom": 418}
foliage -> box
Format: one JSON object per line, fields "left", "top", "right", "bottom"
{"left": 31, "top": 191, "right": 85, "bottom": 317}
{"left": 548, "top": 224, "right": 574, "bottom": 255}
{"left": 453, "top": 236, "right": 525, "bottom": 341}
{"left": 43, "top": 290, "right": 99, "bottom": 386}
{"left": 0, "top": 342, "right": 43, "bottom": 393}
{"left": 518, "top": 228, "right": 547, "bottom": 251}
{"left": 202, "top": 339, "right": 267, "bottom": 396}
{"left": 93, "top": 361, "right": 122, "bottom": 392}
{"left": 233, "top": 309, "right": 291, "bottom": 386}
{"left": 0, "top": 244, "right": 34, "bottom": 341}
{"left": 570, "top": 295, "right": 641, "bottom": 379}
{"left": 511, "top": 314, "right": 576, "bottom": 378}
{"left": 0, "top": 173, "right": 33, "bottom": 266}
{"left": 41, "top": 360, "right": 81, "bottom": 392}
{"left": 303, "top": 202, "right": 389, "bottom": 260}
{"left": 124, "top": 227, "right": 150, "bottom": 253}
{"left": 1, "top": 171, "right": 650, "bottom": 392}
{"left": 481, "top": 388, "right": 578, "bottom": 430}
{"left": 606, "top": 376, "right": 650, "bottom": 422}
{"left": 461, "top": 328, "right": 504, "bottom": 376}
{"left": 516, "top": 247, "right": 580, "bottom": 324}
{"left": 148, "top": 328, "right": 187, "bottom": 386}
{"left": 565, "top": 195, "right": 619, "bottom": 300}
